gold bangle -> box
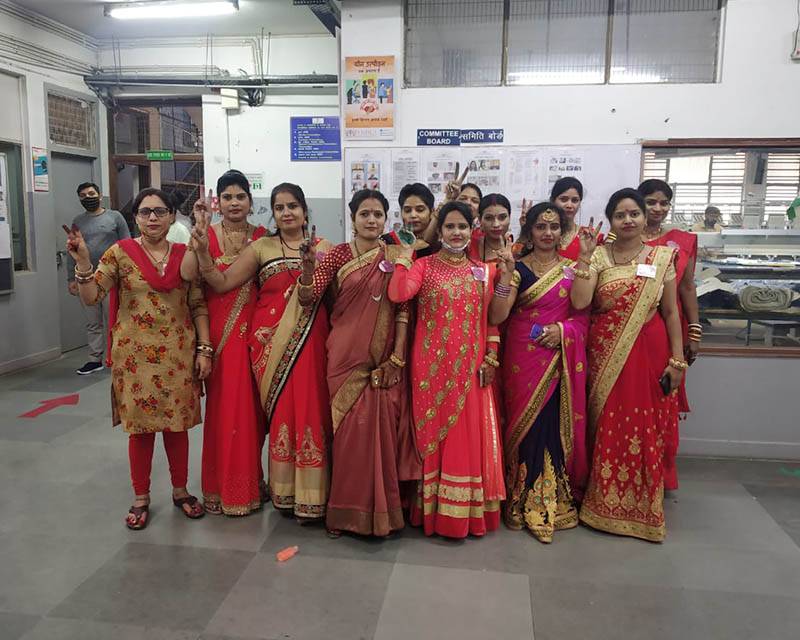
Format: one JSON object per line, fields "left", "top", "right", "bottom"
{"left": 394, "top": 257, "right": 413, "bottom": 270}
{"left": 389, "top": 354, "right": 406, "bottom": 368}
{"left": 74, "top": 265, "right": 94, "bottom": 277}
{"left": 486, "top": 335, "right": 501, "bottom": 344}
{"left": 396, "top": 311, "right": 410, "bottom": 323}
{"left": 483, "top": 354, "right": 500, "bottom": 368}
{"left": 668, "top": 357, "right": 688, "bottom": 371}
{"left": 573, "top": 268, "right": 591, "bottom": 280}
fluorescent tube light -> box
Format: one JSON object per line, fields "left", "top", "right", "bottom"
{"left": 105, "top": 1, "right": 238, "bottom": 20}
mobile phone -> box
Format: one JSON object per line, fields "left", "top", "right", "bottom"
{"left": 530, "top": 323, "right": 543, "bottom": 340}
{"left": 478, "top": 367, "right": 485, "bottom": 387}
{"left": 659, "top": 373, "right": 671, "bottom": 396}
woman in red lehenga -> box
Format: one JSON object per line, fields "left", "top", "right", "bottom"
{"left": 192, "top": 182, "right": 332, "bottom": 522}
{"left": 489, "top": 203, "right": 589, "bottom": 543}
{"left": 181, "top": 171, "right": 267, "bottom": 515}
{"left": 298, "top": 189, "right": 420, "bottom": 537}
{"left": 639, "top": 179, "right": 701, "bottom": 490}
{"left": 572, "top": 189, "right": 686, "bottom": 542}
{"left": 389, "top": 201, "right": 505, "bottom": 539}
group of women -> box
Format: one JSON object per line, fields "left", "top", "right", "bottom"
{"left": 65, "top": 169, "right": 700, "bottom": 543}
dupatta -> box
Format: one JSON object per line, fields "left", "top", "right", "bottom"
{"left": 503, "top": 260, "right": 589, "bottom": 495}
{"left": 106, "top": 238, "right": 187, "bottom": 366}
{"left": 587, "top": 246, "right": 675, "bottom": 432}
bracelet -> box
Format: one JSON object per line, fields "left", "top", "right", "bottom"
{"left": 396, "top": 312, "right": 410, "bottom": 324}
{"left": 668, "top": 357, "right": 688, "bottom": 371}
{"left": 75, "top": 273, "right": 95, "bottom": 284}
{"left": 74, "top": 264, "right": 94, "bottom": 277}
{"left": 494, "top": 283, "right": 512, "bottom": 298}
{"left": 389, "top": 353, "right": 406, "bottom": 368}
{"left": 483, "top": 354, "right": 500, "bottom": 368}
{"left": 687, "top": 323, "right": 703, "bottom": 329}
{"left": 573, "top": 268, "right": 591, "bottom": 280}
{"left": 394, "top": 257, "right": 413, "bottom": 270}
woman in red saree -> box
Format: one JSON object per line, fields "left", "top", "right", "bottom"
{"left": 489, "top": 203, "right": 589, "bottom": 543}
{"left": 639, "top": 179, "right": 701, "bottom": 490}
{"left": 389, "top": 201, "right": 505, "bottom": 539}
{"left": 182, "top": 170, "right": 267, "bottom": 515}
{"left": 66, "top": 188, "right": 211, "bottom": 529}
{"left": 192, "top": 183, "right": 332, "bottom": 522}
{"left": 550, "top": 177, "right": 607, "bottom": 260}
{"left": 467, "top": 193, "right": 512, "bottom": 264}
{"left": 572, "top": 189, "right": 685, "bottom": 542}
{"left": 298, "top": 189, "right": 419, "bottom": 537}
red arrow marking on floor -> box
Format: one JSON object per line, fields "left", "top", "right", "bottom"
{"left": 19, "top": 393, "right": 80, "bottom": 418}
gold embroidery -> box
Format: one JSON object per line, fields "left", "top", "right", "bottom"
{"left": 297, "top": 425, "right": 324, "bottom": 467}
{"left": 215, "top": 281, "right": 253, "bottom": 357}
{"left": 270, "top": 423, "right": 293, "bottom": 461}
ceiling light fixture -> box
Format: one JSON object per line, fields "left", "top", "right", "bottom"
{"left": 105, "top": 0, "right": 239, "bottom": 20}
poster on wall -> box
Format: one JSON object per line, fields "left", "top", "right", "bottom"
{"left": 546, "top": 149, "right": 584, "bottom": 192}
{"left": 290, "top": 116, "right": 342, "bottom": 161}
{"left": 343, "top": 56, "right": 395, "bottom": 140}
{"left": 421, "top": 148, "right": 461, "bottom": 204}
{"left": 0, "top": 154, "right": 11, "bottom": 260}
{"left": 347, "top": 149, "right": 389, "bottom": 196}
{"left": 32, "top": 147, "right": 49, "bottom": 192}
{"left": 245, "top": 172, "right": 265, "bottom": 193}
{"left": 460, "top": 148, "right": 505, "bottom": 194}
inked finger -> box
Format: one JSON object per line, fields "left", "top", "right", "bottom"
{"left": 459, "top": 165, "right": 470, "bottom": 184}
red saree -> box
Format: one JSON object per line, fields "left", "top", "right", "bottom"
{"left": 248, "top": 236, "right": 331, "bottom": 519}
{"left": 559, "top": 228, "right": 605, "bottom": 261}
{"left": 579, "top": 246, "right": 679, "bottom": 542}
{"left": 389, "top": 253, "right": 505, "bottom": 539}
{"left": 645, "top": 228, "right": 696, "bottom": 490}
{"left": 312, "top": 243, "right": 418, "bottom": 536}
{"left": 502, "top": 259, "right": 589, "bottom": 542}
{"left": 201, "top": 225, "right": 267, "bottom": 515}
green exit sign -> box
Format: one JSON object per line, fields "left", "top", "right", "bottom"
{"left": 146, "top": 150, "right": 173, "bottom": 161}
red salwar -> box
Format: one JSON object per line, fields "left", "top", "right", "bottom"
{"left": 249, "top": 236, "right": 332, "bottom": 519}
{"left": 201, "top": 225, "right": 268, "bottom": 515}
{"left": 389, "top": 252, "right": 505, "bottom": 539}
{"left": 129, "top": 431, "right": 189, "bottom": 495}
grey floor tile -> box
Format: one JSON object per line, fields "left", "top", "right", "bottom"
{"left": 678, "top": 457, "right": 800, "bottom": 489}
{"left": 662, "top": 480, "right": 798, "bottom": 552}
{"left": 206, "top": 553, "right": 393, "bottom": 640}
{"left": 529, "top": 578, "right": 700, "bottom": 640}
{"left": 0, "top": 532, "right": 125, "bottom": 615}
{"left": 19, "top": 618, "right": 199, "bottom": 640}
{"left": 0, "top": 612, "right": 40, "bottom": 640}
{"left": 0, "top": 412, "right": 93, "bottom": 443}
{"left": 260, "top": 508, "right": 402, "bottom": 563}
{"left": 743, "top": 483, "right": 800, "bottom": 548}
{"left": 685, "top": 590, "right": 800, "bottom": 640}
{"left": 375, "top": 563, "right": 533, "bottom": 640}
{"left": 49, "top": 543, "right": 253, "bottom": 631}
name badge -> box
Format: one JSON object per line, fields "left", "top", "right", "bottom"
{"left": 471, "top": 266, "right": 487, "bottom": 282}
{"left": 636, "top": 264, "right": 657, "bottom": 279}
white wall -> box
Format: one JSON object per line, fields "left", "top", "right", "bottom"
{"left": 0, "top": 9, "right": 105, "bottom": 373}
{"left": 341, "top": 0, "right": 800, "bottom": 147}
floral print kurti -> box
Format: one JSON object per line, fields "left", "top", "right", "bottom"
{"left": 93, "top": 243, "right": 207, "bottom": 434}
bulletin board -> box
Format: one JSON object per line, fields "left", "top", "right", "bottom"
{"left": 343, "top": 144, "right": 642, "bottom": 239}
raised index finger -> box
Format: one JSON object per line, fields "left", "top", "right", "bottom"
{"left": 459, "top": 165, "right": 470, "bottom": 185}
{"left": 311, "top": 224, "right": 317, "bottom": 243}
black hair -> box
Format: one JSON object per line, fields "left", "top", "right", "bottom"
{"left": 550, "top": 177, "right": 583, "bottom": 201}
{"left": 216, "top": 170, "right": 252, "bottom": 201}
{"left": 605, "top": 188, "right": 646, "bottom": 222}
{"left": 518, "top": 202, "right": 567, "bottom": 258}
{"left": 132, "top": 187, "right": 175, "bottom": 215}
{"left": 436, "top": 201, "right": 474, "bottom": 232}
{"left": 398, "top": 182, "right": 434, "bottom": 211}
{"left": 705, "top": 205, "right": 721, "bottom": 216}
{"left": 478, "top": 193, "right": 511, "bottom": 218}
{"left": 637, "top": 179, "right": 673, "bottom": 202}
{"left": 270, "top": 182, "right": 308, "bottom": 214}
{"left": 460, "top": 182, "right": 483, "bottom": 200}
{"left": 349, "top": 189, "right": 389, "bottom": 217}
{"left": 77, "top": 181, "right": 100, "bottom": 196}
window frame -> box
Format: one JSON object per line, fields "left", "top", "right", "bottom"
{"left": 44, "top": 85, "right": 100, "bottom": 159}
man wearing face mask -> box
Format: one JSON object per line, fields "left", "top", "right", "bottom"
{"left": 67, "top": 182, "right": 130, "bottom": 374}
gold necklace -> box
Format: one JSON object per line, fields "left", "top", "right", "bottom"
{"left": 221, "top": 221, "right": 251, "bottom": 256}
{"left": 559, "top": 225, "right": 577, "bottom": 248}
{"left": 140, "top": 240, "right": 170, "bottom": 274}
{"left": 438, "top": 250, "right": 467, "bottom": 266}
{"left": 643, "top": 225, "right": 663, "bottom": 241}
{"left": 612, "top": 242, "right": 644, "bottom": 266}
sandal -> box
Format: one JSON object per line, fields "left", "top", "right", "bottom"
{"left": 126, "top": 504, "right": 150, "bottom": 530}
{"left": 173, "top": 495, "right": 205, "bottom": 519}
{"left": 259, "top": 481, "right": 271, "bottom": 504}
{"left": 203, "top": 498, "right": 223, "bottom": 515}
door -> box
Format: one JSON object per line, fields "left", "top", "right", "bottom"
{"left": 52, "top": 153, "right": 96, "bottom": 352}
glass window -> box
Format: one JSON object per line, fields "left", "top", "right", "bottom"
{"left": 47, "top": 92, "right": 96, "bottom": 151}
{"left": 405, "top": 0, "right": 505, "bottom": 87}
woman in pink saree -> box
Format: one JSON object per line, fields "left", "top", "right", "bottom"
{"left": 490, "top": 203, "right": 589, "bottom": 543}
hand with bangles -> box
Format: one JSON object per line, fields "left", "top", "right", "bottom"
{"left": 577, "top": 217, "right": 604, "bottom": 261}
{"left": 535, "top": 323, "right": 562, "bottom": 350}
{"left": 298, "top": 224, "right": 318, "bottom": 275}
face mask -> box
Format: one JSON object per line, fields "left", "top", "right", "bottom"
{"left": 441, "top": 238, "right": 469, "bottom": 254}
{"left": 81, "top": 196, "right": 101, "bottom": 211}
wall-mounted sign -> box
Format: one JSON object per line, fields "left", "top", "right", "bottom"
{"left": 343, "top": 56, "right": 395, "bottom": 140}
{"left": 146, "top": 150, "right": 174, "bottom": 161}
{"left": 290, "top": 116, "right": 342, "bottom": 161}
{"left": 416, "top": 129, "right": 505, "bottom": 146}
{"left": 32, "top": 147, "right": 49, "bottom": 192}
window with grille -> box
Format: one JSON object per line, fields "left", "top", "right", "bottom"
{"left": 405, "top": 0, "right": 724, "bottom": 87}
{"left": 641, "top": 151, "right": 745, "bottom": 226}
{"left": 47, "top": 93, "right": 96, "bottom": 151}
{"left": 764, "top": 153, "right": 800, "bottom": 222}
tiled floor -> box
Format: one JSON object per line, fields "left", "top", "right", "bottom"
{"left": 1, "top": 351, "right": 799, "bottom": 640}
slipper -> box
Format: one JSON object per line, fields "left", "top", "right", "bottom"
{"left": 173, "top": 495, "right": 205, "bottom": 519}
{"left": 126, "top": 504, "right": 150, "bottom": 530}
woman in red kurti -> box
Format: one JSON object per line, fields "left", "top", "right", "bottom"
{"left": 182, "top": 170, "right": 267, "bottom": 516}
{"left": 192, "top": 183, "right": 332, "bottom": 522}
{"left": 389, "top": 201, "right": 505, "bottom": 539}
{"left": 639, "top": 179, "right": 701, "bottom": 489}
{"left": 299, "top": 189, "right": 419, "bottom": 537}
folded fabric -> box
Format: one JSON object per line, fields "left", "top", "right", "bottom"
{"left": 739, "top": 285, "right": 793, "bottom": 312}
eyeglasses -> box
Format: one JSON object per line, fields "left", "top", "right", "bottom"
{"left": 136, "top": 207, "right": 171, "bottom": 218}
